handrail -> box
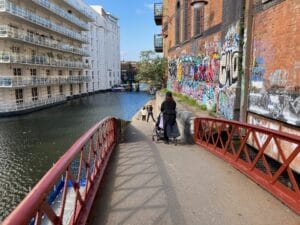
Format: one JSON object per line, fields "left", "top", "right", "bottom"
{"left": 0, "top": 75, "right": 91, "bottom": 88}
{"left": 2, "top": 117, "right": 118, "bottom": 225}
{"left": 0, "top": 95, "right": 66, "bottom": 112}
{"left": 0, "top": 25, "right": 89, "bottom": 56}
{"left": 32, "top": 0, "right": 88, "bottom": 30}
{"left": 194, "top": 117, "right": 300, "bottom": 214}
{"left": 0, "top": 52, "right": 89, "bottom": 69}
{"left": 0, "top": 0, "right": 89, "bottom": 43}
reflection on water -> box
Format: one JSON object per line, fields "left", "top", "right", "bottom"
{"left": 0, "top": 92, "right": 151, "bottom": 220}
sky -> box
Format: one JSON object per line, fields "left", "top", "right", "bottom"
{"left": 86, "top": 0, "right": 162, "bottom": 61}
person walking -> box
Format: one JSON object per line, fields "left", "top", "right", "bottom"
{"left": 141, "top": 106, "right": 147, "bottom": 121}
{"left": 160, "top": 92, "right": 178, "bottom": 144}
{"left": 147, "top": 105, "right": 155, "bottom": 122}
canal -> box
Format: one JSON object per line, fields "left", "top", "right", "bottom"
{"left": 0, "top": 92, "right": 152, "bottom": 221}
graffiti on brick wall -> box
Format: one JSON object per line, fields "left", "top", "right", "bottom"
{"left": 167, "top": 41, "right": 221, "bottom": 109}
{"left": 249, "top": 56, "right": 300, "bottom": 126}
{"left": 218, "top": 23, "right": 240, "bottom": 120}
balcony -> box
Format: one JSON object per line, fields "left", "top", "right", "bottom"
{"left": 0, "top": 75, "right": 91, "bottom": 88}
{"left": 154, "top": 3, "right": 163, "bottom": 25}
{"left": 0, "top": 25, "right": 89, "bottom": 56}
{"left": 0, "top": 0, "right": 89, "bottom": 43}
{"left": 62, "top": 0, "right": 94, "bottom": 22}
{"left": 0, "top": 95, "right": 66, "bottom": 113}
{"left": 154, "top": 34, "right": 163, "bottom": 52}
{"left": 0, "top": 51, "right": 90, "bottom": 69}
{"left": 32, "top": 0, "right": 88, "bottom": 31}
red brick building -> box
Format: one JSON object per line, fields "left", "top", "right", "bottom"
{"left": 154, "top": 0, "right": 300, "bottom": 171}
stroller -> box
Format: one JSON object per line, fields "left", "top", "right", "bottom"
{"left": 152, "top": 113, "right": 179, "bottom": 145}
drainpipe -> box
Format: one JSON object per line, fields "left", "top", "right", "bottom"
{"left": 240, "top": 0, "right": 254, "bottom": 123}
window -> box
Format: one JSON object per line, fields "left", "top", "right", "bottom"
{"left": 86, "top": 83, "right": 88, "bottom": 91}
{"left": 13, "top": 68, "right": 21, "bottom": 76}
{"left": 58, "top": 70, "right": 63, "bottom": 76}
{"left": 183, "top": 0, "right": 191, "bottom": 41}
{"left": 70, "top": 84, "right": 73, "bottom": 95}
{"left": 15, "top": 89, "right": 23, "bottom": 104}
{"left": 11, "top": 46, "right": 20, "bottom": 53}
{"left": 69, "top": 70, "right": 73, "bottom": 76}
{"left": 46, "top": 69, "right": 50, "bottom": 76}
{"left": 78, "top": 71, "right": 81, "bottom": 76}
{"left": 32, "top": 87, "right": 38, "bottom": 101}
{"left": 194, "top": 6, "right": 204, "bottom": 36}
{"left": 59, "top": 85, "right": 63, "bottom": 95}
{"left": 47, "top": 86, "right": 51, "bottom": 98}
{"left": 175, "top": 1, "right": 181, "bottom": 44}
{"left": 79, "top": 83, "right": 82, "bottom": 94}
{"left": 30, "top": 69, "right": 37, "bottom": 76}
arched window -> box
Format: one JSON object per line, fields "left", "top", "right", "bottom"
{"left": 175, "top": 1, "right": 181, "bottom": 45}
{"left": 193, "top": 5, "right": 204, "bottom": 36}
{"left": 183, "top": 0, "right": 191, "bottom": 41}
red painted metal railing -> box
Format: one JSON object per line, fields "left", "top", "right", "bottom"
{"left": 2, "top": 117, "right": 118, "bottom": 225}
{"left": 194, "top": 117, "right": 300, "bottom": 214}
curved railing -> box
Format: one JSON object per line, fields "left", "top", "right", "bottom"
{"left": 194, "top": 117, "right": 300, "bottom": 214}
{"left": 2, "top": 117, "right": 118, "bottom": 225}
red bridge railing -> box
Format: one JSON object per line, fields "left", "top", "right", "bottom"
{"left": 194, "top": 117, "right": 300, "bottom": 214}
{"left": 2, "top": 117, "right": 118, "bottom": 225}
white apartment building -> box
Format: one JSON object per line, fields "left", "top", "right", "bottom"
{"left": 85, "top": 5, "right": 120, "bottom": 92}
{"left": 0, "top": 0, "right": 120, "bottom": 116}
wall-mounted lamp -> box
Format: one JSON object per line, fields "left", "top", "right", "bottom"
{"left": 190, "top": 0, "right": 208, "bottom": 8}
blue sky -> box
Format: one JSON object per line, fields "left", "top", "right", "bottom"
{"left": 86, "top": 0, "right": 161, "bottom": 61}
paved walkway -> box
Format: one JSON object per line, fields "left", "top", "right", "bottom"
{"left": 87, "top": 111, "right": 299, "bottom": 225}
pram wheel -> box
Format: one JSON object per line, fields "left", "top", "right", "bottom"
{"left": 174, "top": 138, "right": 177, "bottom": 146}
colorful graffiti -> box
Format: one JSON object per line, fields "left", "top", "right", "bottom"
{"left": 168, "top": 41, "right": 221, "bottom": 109}
{"left": 218, "top": 22, "right": 240, "bottom": 120}
{"left": 249, "top": 56, "right": 300, "bottom": 126}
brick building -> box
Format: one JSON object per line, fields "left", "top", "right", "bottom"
{"left": 154, "top": 0, "right": 300, "bottom": 171}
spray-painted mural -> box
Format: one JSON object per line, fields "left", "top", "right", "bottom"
{"left": 218, "top": 22, "right": 240, "bottom": 120}
{"left": 167, "top": 40, "right": 221, "bottom": 110}
{"left": 249, "top": 55, "right": 300, "bottom": 126}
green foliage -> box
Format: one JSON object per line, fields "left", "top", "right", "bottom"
{"left": 136, "top": 50, "right": 167, "bottom": 87}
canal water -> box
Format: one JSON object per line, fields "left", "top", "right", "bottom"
{"left": 0, "top": 92, "right": 152, "bottom": 221}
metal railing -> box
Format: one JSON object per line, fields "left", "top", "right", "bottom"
{"left": 0, "top": 52, "right": 90, "bottom": 69}
{"left": 0, "top": 75, "right": 90, "bottom": 88}
{"left": 0, "top": 95, "right": 66, "bottom": 113}
{"left": 154, "top": 3, "right": 163, "bottom": 25}
{"left": 194, "top": 117, "right": 300, "bottom": 214}
{"left": 0, "top": 25, "right": 89, "bottom": 56}
{"left": 32, "top": 0, "right": 88, "bottom": 30}
{"left": 63, "top": 0, "right": 94, "bottom": 21}
{"left": 2, "top": 117, "right": 117, "bottom": 225}
{"left": 0, "top": 0, "right": 89, "bottom": 43}
{"left": 154, "top": 34, "right": 163, "bottom": 52}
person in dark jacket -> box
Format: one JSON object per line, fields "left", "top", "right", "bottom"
{"left": 160, "top": 91, "right": 177, "bottom": 143}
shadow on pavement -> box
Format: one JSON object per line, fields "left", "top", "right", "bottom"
{"left": 87, "top": 125, "right": 186, "bottom": 225}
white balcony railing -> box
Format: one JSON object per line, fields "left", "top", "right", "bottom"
{"left": 62, "top": 0, "right": 94, "bottom": 21}
{"left": 32, "top": 0, "right": 88, "bottom": 30}
{"left": 0, "top": 95, "right": 66, "bottom": 113}
{"left": 0, "top": 75, "right": 91, "bottom": 87}
{"left": 0, "top": 52, "right": 90, "bottom": 69}
{"left": 0, "top": 25, "right": 89, "bottom": 56}
{"left": 0, "top": 0, "right": 89, "bottom": 43}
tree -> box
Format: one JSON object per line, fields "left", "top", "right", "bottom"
{"left": 136, "top": 50, "right": 167, "bottom": 88}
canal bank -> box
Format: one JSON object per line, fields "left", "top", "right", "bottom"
{"left": 0, "top": 92, "right": 151, "bottom": 221}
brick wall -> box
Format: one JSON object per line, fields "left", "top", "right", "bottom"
{"left": 248, "top": 0, "right": 300, "bottom": 126}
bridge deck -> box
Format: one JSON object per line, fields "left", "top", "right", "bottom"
{"left": 87, "top": 117, "right": 299, "bottom": 225}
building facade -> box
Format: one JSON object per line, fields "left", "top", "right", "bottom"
{"left": 0, "top": 0, "right": 120, "bottom": 115}
{"left": 155, "top": 0, "right": 300, "bottom": 171}
{"left": 86, "top": 5, "right": 120, "bottom": 92}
